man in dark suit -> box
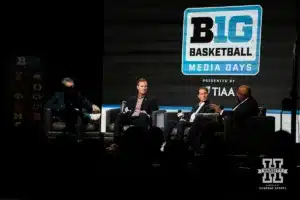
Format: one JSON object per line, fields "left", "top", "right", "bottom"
{"left": 161, "top": 87, "right": 214, "bottom": 152}
{"left": 111, "top": 78, "right": 159, "bottom": 147}
{"left": 210, "top": 85, "right": 258, "bottom": 121}
{"left": 45, "top": 77, "right": 100, "bottom": 140}
{"left": 190, "top": 85, "right": 259, "bottom": 151}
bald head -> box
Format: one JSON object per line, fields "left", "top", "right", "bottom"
{"left": 236, "top": 85, "right": 251, "bottom": 101}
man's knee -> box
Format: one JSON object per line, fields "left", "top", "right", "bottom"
{"left": 178, "top": 120, "right": 187, "bottom": 126}
{"left": 115, "top": 112, "right": 126, "bottom": 122}
{"left": 133, "top": 114, "right": 150, "bottom": 128}
{"left": 139, "top": 113, "right": 150, "bottom": 122}
{"left": 117, "top": 112, "right": 126, "bottom": 118}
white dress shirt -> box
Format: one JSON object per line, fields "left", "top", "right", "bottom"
{"left": 190, "top": 102, "right": 205, "bottom": 122}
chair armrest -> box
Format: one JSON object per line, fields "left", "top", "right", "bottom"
{"left": 44, "top": 108, "right": 53, "bottom": 135}
{"left": 151, "top": 110, "right": 167, "bottom": 130}
{"left": 165, "top": 112, "right": 178, "bottom": 121}
{"left": 250, "top": 116, "right": 275, "bottom": 133}
{"left": 106, "top": 108, "right": 121, "bottom": 126}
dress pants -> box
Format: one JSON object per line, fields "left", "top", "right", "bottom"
{"left": 164, "top": 120, "right": 192, "bottom": 142}
{"left": 188, "top": 116, "right": 224, "bottom": 151}
{"left": 64, "top": 109, "right": 86, "bottom": 141}
{"left": 114, "top": 112, "right": 150, "bottom": 144}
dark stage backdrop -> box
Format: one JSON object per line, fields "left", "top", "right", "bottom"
{"left": 42, "top": 55, "right": 102, "bottom": 107}
{"left": 103, "top": 0, "right": 297, "bottom": 109}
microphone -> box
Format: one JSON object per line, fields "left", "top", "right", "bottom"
{"left": 177, "top": 110, "right": 184, "bottom": 120}
{"left": 121, "top": 101, "right": 127, "bottom": 113}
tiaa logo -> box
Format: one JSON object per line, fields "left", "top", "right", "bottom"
{"left": 181, "top": 5, "right": 263, "bottom": 76}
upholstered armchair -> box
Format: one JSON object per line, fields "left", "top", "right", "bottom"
{"left": 44, "top": 108, "right": 101, "bottom": 139}
{"left": 164, "top": 111, "right": 191, "bottom": 141}
{"left": 224, "top": 115, "right": 276, "bottom": 154}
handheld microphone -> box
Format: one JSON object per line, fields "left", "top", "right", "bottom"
{"left": 177, "top": 110, "right": 184, "bottom": 120}
{"left": 121, "top": 101, "right": 127, "bottom": 113}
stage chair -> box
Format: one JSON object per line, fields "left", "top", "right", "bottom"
{"left": 105, "top": 108, "right": 167, "bottom": 138}
{"left": 166, "top": 112, "right": 220, "bottom": 142}
{"left": 44, "top": 108, "right": 101, "bottom": 139}
{"left": 227, "top": 116, "right": 276, "bottom": 154}
{"left": 164, "top": 112, "right": 190, "bottom": 139}
{"left": 222, "top": 115, "right": 276, "bottom": 170}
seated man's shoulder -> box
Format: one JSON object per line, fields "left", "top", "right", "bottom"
{"left": 248, "top": 97, "right": 258, "bottom": 106}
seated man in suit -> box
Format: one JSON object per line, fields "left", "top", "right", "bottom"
{"left": 45, "top": 77, "right": 100, "bottom": 140}
{"left": 161, "top": 87, "right": 214, "bottom": 152}
{"left": 210, "top": 85, "right": 259, "bottom": 121}
{"left": 109, "top": 78, "right": 159, "bottom": 149}
{"left": 189, "top": 85, "right": 258, "bottom": 151}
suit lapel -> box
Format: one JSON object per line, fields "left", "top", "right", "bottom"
{"left": 199, "top": 102, "right": 209, "bottom": 113}
{"left": 200, "top": 102, "right": 209, "bottom": 113}
{"left": 192, "top": 104, "right": 199, "bottom": 113}
{"left": 141, "top": 96, "right": 148, "bottom": 110}
{"left": 199, "top": 104, "right": 206, "bottom": 113}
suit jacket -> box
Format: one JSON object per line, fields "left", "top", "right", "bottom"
{"left": 126, "top": 95, "right": 158, "bottom": 115}
{"left": 222, "top": 97, "right": 259, "bottom": 144}
{"left": 228, "top": 97, "right": 259, "bottom": 120}
{"left": 186, "top": 101, "right": 215, "bottom": 121}
{"left": 45, "top": 92, "right": 93, "bottom": 113}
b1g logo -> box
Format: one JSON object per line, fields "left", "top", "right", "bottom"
{"left": 182, "top": 5, "right": 262, "bottom": 76}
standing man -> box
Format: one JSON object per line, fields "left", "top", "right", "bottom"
{"left": 109, "top": 78, "right": 159, "bottom": 149}
{"left": 161, "top": 87, "right": 214, "bottom": 152}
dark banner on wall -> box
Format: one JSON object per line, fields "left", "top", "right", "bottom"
{"left": 12, "top": 56, "right": 43, "bottom": 129}
{"left": 103, "top": 2, "right": 297, "bottom": 110}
